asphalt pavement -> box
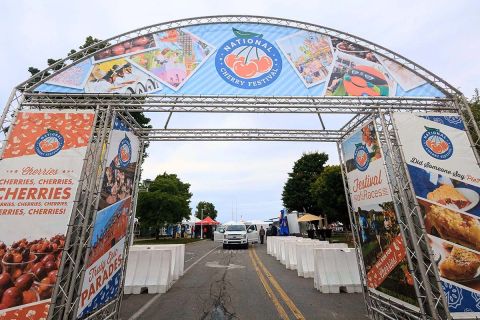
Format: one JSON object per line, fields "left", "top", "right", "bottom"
{"left": 119, "top": 239, "right": 368, "bottom": 320}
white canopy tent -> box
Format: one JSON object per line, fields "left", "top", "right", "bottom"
{"left": 245, "top": 219, "right": 270, "bottom": 231}
{"left": 182, "top": 215, "right": 201, "bottom": 226}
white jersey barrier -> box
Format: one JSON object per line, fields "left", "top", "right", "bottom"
{"left": 296, "top": 241, "right": 348, "bottom": 278}
{"left": 267, "top": 236, "right": 359, "bottom": 293}
{"left": 124, "top": 244, "right": 185, "bottom": 294}
{"left": 285, "top": 238, "right": 321, "bottom": 270}
{"left": 134, "top": 244, "right": 185, "bottom": 280}
{"left": 313, "top": 248, "right": 362, "bottom": 293}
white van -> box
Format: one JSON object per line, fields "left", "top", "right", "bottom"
{"left": 214, "top": 223, "right": 259, "bottom": 249}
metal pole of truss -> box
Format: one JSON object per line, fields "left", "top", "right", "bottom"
{"left": 48, "top": 108, "right": 103, "bottom": 319}
{"left": 371, "top": 112, "right": 428, "bottom": 318}
{"left": 337, "top": 116, "right": 426, "bottom": 320}
{"left": 0, "top": 90, "right": 24, "bottom": 152}
{"left": 70, "top": 110, "right": 118, "bottom": 319}
{"left": 336, "top": 141, "right": 372, "bottom": 318}
{"left": 48, "top": 105, "right": 105, "bottom": 319}
{"left": 456, "top": 95, "right": 480, "bottom": 165}
{"left": 377, "top": 111, "right": 450, "bottom": 319}
{"left": 60, "top": 106, "right": 114, "bottom": 319}
{"left": 113, "top": 139, "right": 146, "bottom": 319}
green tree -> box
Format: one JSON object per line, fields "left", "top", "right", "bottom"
{"left": 470, "top": 89, "right": 480, "bottom": 124}
{"left": 310, "top": 165, "right": 349, "bottom": 226}
{"left": 136, "top": 173, "right": 192, "bottom": 239}
{"left": 282, "top": 152, "right": 329, "bottom": 214}
{"left": 195, "top": 201, "right": 218, "bottom": 221}
{"left": 28, "top": 36, "right": 105, "bottom": 76}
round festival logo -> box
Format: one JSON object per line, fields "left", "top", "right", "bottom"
{"left": 421, "top": 126, "right": 453, "bottom": 160}
{"left": 34, "top": 129, "right": 64, "bottom": 157}
{"left": 354, "top": 143, "right": 370, "bottom": 171}
{"left": 118, "top": 134, "right": 132, "bottom": 167}
{"left": 215, "top": 28, "right": 282, "bottom": 89}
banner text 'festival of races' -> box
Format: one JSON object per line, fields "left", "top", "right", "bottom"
{"left": 0, "top": 110, "right": 94, "bottom": 320}
{"left": 394, "top": 113, "right": 480, "bottom": 317}
{"left": 76, "top": 117, "right": 140, "bottom": 319}
{"left": 342, "top": 121, "right": 418, "bottom": 308}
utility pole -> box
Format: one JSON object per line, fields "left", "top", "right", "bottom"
{"left": 200, "top": 208, "right": 204, "bottom": 239}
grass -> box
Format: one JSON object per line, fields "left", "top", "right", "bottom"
{"left": 133, "top": 237, "right": 204, "bottom": 245}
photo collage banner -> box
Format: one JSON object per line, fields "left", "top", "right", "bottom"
{"left": 394, "top": 113, "right": 480, "bottom": 317}
{"left": 76, "top": 117, "right": 140, "bottom": 319}
{"left": 36, "top": 23, "right": 443, "bottom": 98}
{"left": 0, "top": 110, "right": 95, "bottom": 320}
{"left": 342, "top": 121, "right": 418, "bottom": 309}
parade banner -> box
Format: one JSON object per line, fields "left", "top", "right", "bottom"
{"left": 76, "top": 117, "right": 140, "bottom": 319}
{"left": 342, "top": 120, "right": 418, "bottom": 308}
{"left": 393, "top": 113, "right": 480, "bottom": 317}
{"left": 0, "top": 110, "right": 95, "bottom": 320}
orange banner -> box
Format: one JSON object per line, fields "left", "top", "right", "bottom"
{"left": 367, "top": 234, "right": 407, "bottom": 288}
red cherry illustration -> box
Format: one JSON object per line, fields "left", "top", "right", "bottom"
{"left": 225, "top": 54, "right": 245, "bottom": 68}
{"left": 111, "top": 44, "right": 126, "bottom": 56}
{"left": 256, "top": 56, "right": 273, "bottom": 73}
{"left": 125, "top": 46, "right": 145, "bottom": 54}
{"left": 133, "top": 36, "right": 150, "bottom": 47}
{"left": 225, "top": 54, "right": 236, "bottom": 68}
{"left": 233, "top": 60, "right": 258, "bottom": 78}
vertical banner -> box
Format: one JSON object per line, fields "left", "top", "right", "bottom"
{"left": 342, "top": 120, "right": 418, "bottom": 308}
{"left": 0, "top": 110, "right": 95, "bottom": 320}
{"left": 393, "top": 113, "right": 480, "bottom": 317}
{"left": 76, "top": 117, "right": 140, "bottom": 319}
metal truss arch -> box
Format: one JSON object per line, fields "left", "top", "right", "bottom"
{"left": 143, "top": 128, "right": 344, "bottom": 141}
{"left": 16, "top": 15, "right": 460, "bottom": 97}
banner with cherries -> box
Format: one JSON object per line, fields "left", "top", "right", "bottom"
{"left": 0, "top": 110, "right": 95, "bottom": 320}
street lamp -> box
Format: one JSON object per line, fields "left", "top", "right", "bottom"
{"left": 200, "top": 208, "right": 204, "bottom": 239}
{"left": 200, "top": 205, "right": 207, "bottom": 240}
{"left": 143, "top": 179, "right": 152, "bottom": 190}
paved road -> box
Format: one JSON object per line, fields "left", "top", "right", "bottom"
{"left": 119, "top": 240, "right": 368, "bottom": 320}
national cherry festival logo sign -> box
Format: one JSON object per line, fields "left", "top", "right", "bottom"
{"left": 118, "top": 134, "right": 132, "bottom": 167}
{"left": 34, "top": 129, "right": 65, "bottom": 157}
{"left": 215, "top": 28, "right": 282, "bottom": 89}
{"left": 421, "top": 126, "right": 453, "bottom": 160}
{"left": 354, "top": 143, "right": 370, "bottom": 171}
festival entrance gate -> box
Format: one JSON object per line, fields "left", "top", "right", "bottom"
{"left": 0, "top": 16, "right": 479, "bottom": 320}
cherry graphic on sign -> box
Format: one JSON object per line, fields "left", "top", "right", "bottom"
{"left": 223, "top": 28, "right": 274, "bottom": 79}
{"left": 233, "top": 60, "right": 258, "bottom": 78}
{"left": 256, "top": 56, "right": 273, "bottom": 73}
{"left": 225, "top": 54, "right": 245, "bottom": 68}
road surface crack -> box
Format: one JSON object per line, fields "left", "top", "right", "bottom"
{"left": 200, "top": 250, "right": 239, "bottom": 320}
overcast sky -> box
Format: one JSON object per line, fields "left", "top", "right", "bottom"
{"left": 1, "top": 0, "right": 479, "bottom": 223}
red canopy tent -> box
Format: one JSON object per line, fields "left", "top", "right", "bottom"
{"left": 195, "top": 216, "right": 220, "bottom": 225}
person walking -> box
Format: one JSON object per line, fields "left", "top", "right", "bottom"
{"left": 259, "top": 226, "right": 266, "bottom": 244}
{"left": 271, "top": 224, "right": 278, "bottom": 236}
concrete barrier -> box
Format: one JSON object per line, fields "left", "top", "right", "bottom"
{"left": 124, "top": 244, "right": 185, "bottom": 295}
{"left": 124, "top": 248, "right": 172, "bottom": 294}
{"left": 134, "top": 244, "right": 185, "bottom": 280}
{"left": 285, "top": 238, "right": 321, "bottom": 270}
{"left": 267, "top": 236, "right": 273, "bottom": 255}
{"left": 297, "top": 242, "right": 347, "bottom": 278}
{"left": 313, "top": 248, "right": 362, "bottom": 293}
